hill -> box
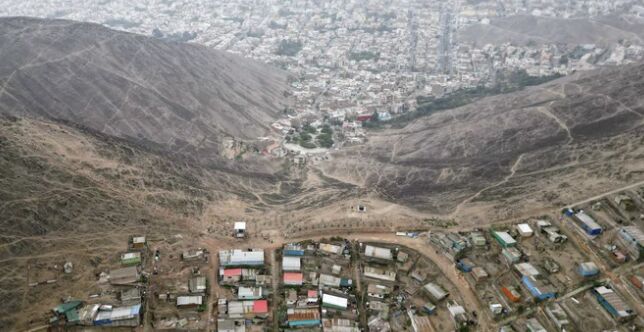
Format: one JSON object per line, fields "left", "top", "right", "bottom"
{"left": 0, "top": 17, "right": 289, "bottom": 158}
{"left": 318, "top": 63, "right": 644, "bottom": 222}
{"left": 460, "top": 14, "right": 644, "bottom": 47}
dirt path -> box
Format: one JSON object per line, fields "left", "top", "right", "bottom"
{"left": 534, "top": 106, "right": 574, "bottom": 144}
{"left": 270, "top": 250, "right": 280, "bottom": 331}
{"left": 565, "top": 179, "right": 644, "bottom": 208}
{"left": 450, "top": 153, "right": 525, "bottom": 218}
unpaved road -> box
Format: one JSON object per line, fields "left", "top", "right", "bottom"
{"left": 565, "top": 179, "right": 644, "bottom": 208}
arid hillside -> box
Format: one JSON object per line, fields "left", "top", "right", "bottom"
{"left": 460, "top": 14, "right": 644, "bottom": 47}
{"left": 0, "top": 17, "right": 289, "bottom": 158}
{"left": 1, "top": 16, "right": 644, "bottom": 331}
{"left": 0, "top": 114, "right": 367, "bottom": 329}
{"left": 318, "top": 63, "right": 644, "bottom": 222}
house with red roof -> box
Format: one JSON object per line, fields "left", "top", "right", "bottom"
{"left": 253, "top": 300, "right": 268, "bottom": 315}
{"left": 284, "top": 272, "right": 304, "bottom": 286}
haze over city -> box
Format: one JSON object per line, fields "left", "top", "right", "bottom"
{"left": 0, "top": 1, "right": 643, "bottom": 331}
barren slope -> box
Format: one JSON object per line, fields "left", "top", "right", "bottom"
{"left": 319, "top": 63, "right": 644, "bottom": 219}
{"left": 460, "top": 14, "right": 644, "bottom": 46}
{"left": 0, "top": 17, "right": 289, "bottom": 157}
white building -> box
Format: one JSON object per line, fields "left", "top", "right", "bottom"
{"left": 364, "top": 245, "right": 393, "bottom": 260}
{"left": 282, "top": 256, "right": 301, "bottom": 272}
{"left": 234, "top": 222, "right": 246, "bottom": 238}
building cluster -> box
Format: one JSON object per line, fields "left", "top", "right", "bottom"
{"left": 217, "top": 248, "right": 271, "bottom": 331}
{"left": 426, "top": 186, "right": 644, "bottom": 331}
{"left": 49, "top": 236, "right": 147, "bottom": 328}
{"left": 276, "top": 240, "right": 360, "bottom": 331}
{"left": 34, "top": 183, "right": 644, "bottom": 331}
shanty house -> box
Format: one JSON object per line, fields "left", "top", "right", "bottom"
{"left": 423, "top": 282, "right": 449, "bottom": 302}
{"left": 592, "top": 286, "right": 635, "bottom": 321}
{"left": 364, "top": 245, "right": 394, "bottom": 261}
{"left": 322, "top": 293, "right": 348, "bottom": 310}
{"left": 282, "top": 256, "right": 301, "bottom": 272}
{"left": 109, "top": 266, "right": 140, "bottom": 285}
{"left": 363, "top": 266, "right": 396, "bottom": 282}
{"left": 238, "top": 286, "right": 263, "bottom": 300}
{"left": 617, "top": 226, "right": 644, "bottom": 261}
{"left": 573, "top": 211, "right": 602, "bottom": 236}
{"left": 120, "top": 252, "right": 141, "bottom": 266}
{"left": 189, "top": 276, "right": 207, "bottom": 293}
{"left": 492, "top": 231, "right": 517, "bottom": 248}
{"left": 284, "top": 272, "right": 304, "bottom": 286}
{"left": 219, "top": 249, "right": 264, "bottom": 267}
{"left": 177, "top": 295, "right": 203, "bottom": 308}
{"left": 94, "top": 304, "right": 141, "bottom": 327}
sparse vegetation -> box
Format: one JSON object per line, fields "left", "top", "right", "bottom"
{"left": 276, "top": 39, "right": 303, "bottom": 56}
{"left": 349, "top": 51, "right": 380, "bottom": 61}
{"left": 366, "top": 70, "right": 563, "bottom": 128}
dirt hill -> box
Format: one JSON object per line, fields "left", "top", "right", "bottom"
{"left": 0, "top": 17, "right": 289, "bottom": 158}
{"left": 318, "top": 63, "right": 644, "bottom": 221}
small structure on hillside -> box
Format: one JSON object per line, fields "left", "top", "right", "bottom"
{"left": 130, "top": 236, "right": 146, "bottom": 250}
{"left": 64, "top": 262, "right": 73, "bottom": 274}
{"left": 516, "top": 224, "right": 534, "bottom": 237}
{"left": 234, "top": 222, "right": 247, "bottom": 238}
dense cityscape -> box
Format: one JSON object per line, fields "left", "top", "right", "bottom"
{"left": 4, "top": 1, "right": 644, "bottom": 150}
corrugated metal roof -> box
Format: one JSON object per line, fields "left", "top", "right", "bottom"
{"left": 517, "top": 224, "right": 533, "bottom": 235}
{"left": 364, "top": 245, "right": 393, "bottom": 260}
{"left": 575, "top": 211, "right": 601, "bottom": 230}
{"left": 109, "top": 266, "right": 139, "bottom": 284}
{"left": 319, "top": 243, "right": 344, "bottom": 255}
{"left": 283, "top": 272, "right": 303, "bottom": 284}
{"left": 132, "top": 236, "right": 146, "bottom": 244}
{"left": 493, "top": 231, "right": 517, "bottom": 245}
{"left": 322, "top": 294, "right": 348, "bottom": 309}
{"left": 189, "top": 276, "right": 207, "bottom": 292}
{"left": 177, "top": 296, "right": 203, "bottom": 306}
{"left": 423, "top": 283, "right": 448, "bottom": 300}
{"left": 282, "top": 256, "right": 301, "bottom": 271}
{"left": 219, "top": 249, "right": 264, "bottom": 266}
{"left": 319, "top": 273, "right": 341, "bottom": 287}
{"left": 253, "top": 300, "right": 268, "bottom": 313}
{"left": 223, "top": 268, "right": 242, "bottom": 277}
{"left": 95, "top": 304, "right": 141, "bottom": 321}
{"left": 238, "top": 286, "right": 263, "bottom": 299}
{"left": 364, "top": 266, "right": 396, "bottom": 281}
{"left": 287, "top": 308, "right": 320, "bottom": 321}
{"left": 514, "top": 262, "right": 540, "bottom": 277}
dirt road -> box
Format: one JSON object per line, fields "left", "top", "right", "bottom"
{"left": 565, "top": 180, "right": 644, "bottom": 208}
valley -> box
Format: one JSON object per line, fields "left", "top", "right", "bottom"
{"left": 0, "top": 13, "right": 643, "bottom": 332}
